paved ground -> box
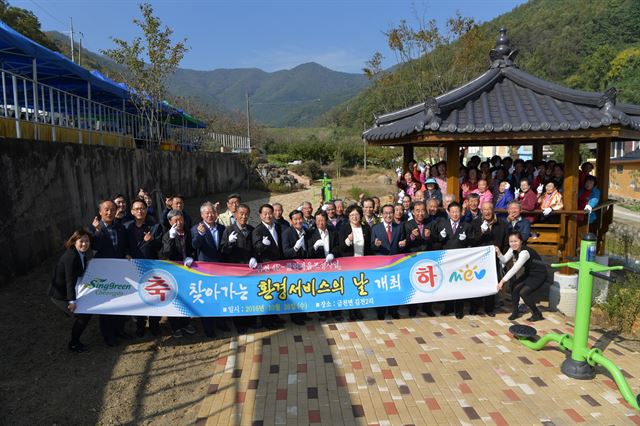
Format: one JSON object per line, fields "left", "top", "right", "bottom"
{"left": 192, "top": 304, "right": 640, "bottom": 426}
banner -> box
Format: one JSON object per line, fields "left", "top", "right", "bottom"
{"left": 75, "top": 246, "right": 498, "bottom": 317}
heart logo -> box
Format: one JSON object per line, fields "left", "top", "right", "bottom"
{"left": 474, "top": 269, "right": 486, "bottom": 280}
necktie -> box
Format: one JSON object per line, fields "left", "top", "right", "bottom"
{"left": 386, "top": 224, "right": 392, "bottom": 243}
{"left": 418, "top": 223, "right": 424, "bottom": 237}
{"left": 452, "top": 222, "right": 458, "bottom": 235}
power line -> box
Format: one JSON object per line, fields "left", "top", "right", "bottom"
{"left": 29, "top": 0, "right": 68, "bottom": 27}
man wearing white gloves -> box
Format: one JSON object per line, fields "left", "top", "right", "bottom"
{"left": 220, "top": 203, "right": 258, "bottom": 333}
{"left": 251, "top": 204, "right": 286, "bottom": 329}
{"left": 306, "top": 211, "right": 341, "bottom": 321}
{"left": 160, "top": 209, "right": 197, "bottom": 338}
{"left": 282, "top": 209, "right": 311, "bottom": 326}
{"left": 435, "top": 202, "right": 473, "bottom": 319}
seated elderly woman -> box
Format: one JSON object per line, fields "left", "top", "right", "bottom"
{"left": 578, "top": 175, "right": 600, "bottom": 225}
{"left": 537, "top": 181, "right": 563, "bottom": 223}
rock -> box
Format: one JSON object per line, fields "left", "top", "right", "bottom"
{"left": 377, "top": 175, "right": 392, "bottom": 185}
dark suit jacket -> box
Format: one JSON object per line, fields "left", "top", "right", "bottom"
{"left": 507, "top": 217, "right": 531, "bottom": 242}
{"left": 125, "top": 219, "right": 163, "bottom": 259}
{"left": 404, "top": 219, "right": 433, "bottom": 252}
{"left": 371, "top": 221, "right": 406, "bottom": 255}
{"left": 282, "top": 226, "right": 309, "bottom": 259}
{"left": 338, "top": 223, "right": 373, "bottom": 257}
{"left": 306, "top": 228, "right": 340, "bottom": 259}
{"left": 252, "top": 222, "right": 283, "bottom": 262}
{"left": 327, "top": 216, "right": 345, "bottom": 232}
{"left": 220, "top": 223, "right": 255, "bottom": 263}
{"left": 274, "top": 217, "right": 290, "bottom": 229}
{"left": 435, "top": 219, "right": 473, "bottom": 249}
{"left": 160, "top": 231, "right": 194, "bottom": 261}
{"left": 88, "top": 221, "right": 128, "bottom": 259}
{"left": 191, "top": 222, "right": 226, "bottom": 262}
{"left": 49, "top": 248, "right": 88, "bottom": 301}
{"left": 470, "top": 217, "right": 509, "bottom": 253}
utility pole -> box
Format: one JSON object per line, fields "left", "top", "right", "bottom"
{"left": 78, "top": 32, "right": 84, "bottom": 66}
{"left": 69, "top": 18, "right": 75, "bottom": 63}
{"left": 363, "top": 122, "right": 367, "bottom": 171}
{"left": 245, "top": 92, "right": 251, "bottom": 145}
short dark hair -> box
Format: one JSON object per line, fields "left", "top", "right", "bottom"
{"left": 315, "top": 211, "right": 328, "bottom": 221}
{"left": 467, "top": 193, "right": 480, "bottom": 200}
{"left": 259, "top": 203, "right": 273, "bottom": 214}
{"left": 237, "top": 203, "right": 250, "bottom": 212}
{"left": 447, "top": 201, "right": 461, "bottom": 212}
{"left": 381, "top": 203, "right": 394, "bottom": 213}
{"left": 507, "top": 230, "right": 525, "bottom": 244}
{"left": 227, "top": 193, "right": 241, "bottom": 202}
{"left": 345, "top": 204, "right": 363, "bottom": 219}
{"left": 584, "top": 175, "right": 597, "bottom": 186}
{"left": 289, "top": 209, "right": 303, "bottom": 220}
{"left": 362, "top": 197, "right": 375, "bottom": 206}
{"left": 172, "top": 194, "right": 184, "bottom": 201}
{"left": 411, "top": 200, "right": 426, "bottom": 211}
{"left": 112, "top": 193, "right": 126, "bottom": 201}
{"left": 131, "top": 198, "right": 147, "bottom": 209}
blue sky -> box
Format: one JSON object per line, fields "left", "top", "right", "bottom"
{"left": 19, "top": 0, "right": 527, "bottom": 73}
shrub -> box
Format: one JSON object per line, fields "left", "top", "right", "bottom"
{"left": 289, "top": 160, "right": 323, "bottom": 180}
{"left": 347, "top": 186, "right": 371, "bottom": 201}
{"left": 599, "top": 272, "right": 640, "bottom": 333}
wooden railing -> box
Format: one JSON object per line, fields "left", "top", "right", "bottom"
{"left": 495, "top": 200, "right": 617, "bottom": 260}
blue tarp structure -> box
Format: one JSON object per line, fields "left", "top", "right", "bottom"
{"left": 0, "top": 20, "right": 205, "bottom": 127}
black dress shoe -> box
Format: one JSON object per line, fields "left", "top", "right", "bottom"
{"left": 135, "top": 324, "right": 146, "bottom": 338}
{"left": 425, "top": 309, "right": 437, "bottom": 317}
{"left": 236, "top": 327, "right": 248, "bottom": 334}
{"left": 486, "top": 311, "right": 496, "bottom": 317}
{"left": 390, "top": 311, "right": 400, "bottom": 320}
{"left": 377, "top": 312, "right": 385, "bottom": 320}
{"left": 355, "top": 311, "right": 364, "bottom": 320}
{"left": 272, "top": 316, "right": 286, "bottom": 324}
{"left": 68, "top": 342, "right": 89, "bottom": 353}
{"left": 508, "top": 312, "right": 522, "bottom": 321}
{"left": 441, "top": 309, "right": 452, "bottom": 316}
{"left": 292, "top": 318, "right": 306, "bottom": 326}
{"left": 469, "top": 309, "right": 478, "bottom": 316}
{"left": 527, "top": 313, "right": 544, "bottom": 322}
{"left": 348, "top": 311, "right": 357, "bottom": 321}
{"left": 408, "top": 309, "right": 418, "bottom": 318}
{"left": 217, "top": 323, "right": 231, "bottom": 332}
{"left": 150, "top": 324, "right": 162, "bottom": 336}
{"left": 205, "top": 331, "right": 217, "bottom": 338}
{"left": 455, "top": 313, "right": 464, "bottom": 319}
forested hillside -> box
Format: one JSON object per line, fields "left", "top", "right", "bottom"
{"left": 324, "top": 0, "right": 640, "bottom": 129}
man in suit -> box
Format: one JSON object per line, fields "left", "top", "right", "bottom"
{"left": 251, "top": 204, "right": 286, "bottom": 329}
{"left": 371, "top": 204, "right": 407, "bottom": 320}
{"left": 163, "top": 195, "right": 192, "bottom": 232}
{"left": 506, "top": 200, "right": 531, "bottom": 242}
{"left": 220, "top": 203, "right": 258, "bottom": 333}
{"left": 301, "top": 201, "right": 316, "bottom": 231}
{"left": 218, "top": 193, "right": 240, "bottom": 227}
{"left": 469, "top": 202, "right": 508, "bottom": 317}
{"left": 282, "top": 209, "right": 311, "bottom": 325}
{"left": 161, "top": 209, "right": 197, "bottom": 337}
{"left": 404, "top": 200, "right": 437, "bottom": 317}
{"left": 362, "top": 198, "right": 380, "bottom": 229}
{"left": 308, "top": 210, "right": 342, "bottom": 321}
{"left": 88, "top": 199, "right": 131, "bottom": 346}
{"left": 192, "top": 201, "right": 228, "bottom": 336}
{"left": 325, "top": 201, "right": 344, "bottom": 231}
{"left": 125, "top": 198, "right": 163, "bottom": 337}
{"left": 273, "top": 202, "right": 290, "bottom": 229}
{"left": 435, "top": 201, "right": 473, "bottom": 319}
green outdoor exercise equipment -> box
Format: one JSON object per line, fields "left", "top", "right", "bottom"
{"left": 320, "top": 173, "right": 333, "bottom": 203}
{"left": 509, "top": 233, "right": 639, "bottom": 411}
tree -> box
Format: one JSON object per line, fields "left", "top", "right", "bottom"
{"left": 0, "top": 0, "right": 58, "bottom": 51}
{"left": 102, "top": 3, "right": 188, "bottom": 147}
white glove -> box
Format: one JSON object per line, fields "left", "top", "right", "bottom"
{"left": 249, "top": 257, "right": 258, "bottom": 269}
{"left": 509, "top": 166, "right": 515, "bottom": 174}
{"left": 439, "top": 228, "right": 447, "bottom": 238}
{"left": 313, "top": 239, "right": 325, "bottom": 250}
{"left": 418, "top": 161, "right": 426, "bottom": 173}
{"left": 297, "top": 205, "right": 303, "bottom": 211}
{"left": 321, "top": 204, "right": 328, "bottom": 211}
{"left": 395, "top": 167, "right": 402, "bottom": 178}
{"left": 294, "top": 235, "right": 305, "bottom": 251}
{"left": 481, "top": 221, "right": 489, "bottom": 232}
{"left": 228, "top": 230, "right": 238, "bottom": 243}
{"left": 262, "top": 236, "right": 271, "bottom": 246}
{"left": 184, "top": 257, "right": 194, "bottom": 268}
{"left": 514, "top": 188, "right": 520, "bottom": 199}
{"left": 584, "top": 204, "right": 592, "bottom": 214}
{"left": 533, "top": 169, "right": 540, "bottom": 177}
{"left": 325, "top": 253, "right": 334, "bottom": 263}
{"left": 503, "top": 182, "right": 510, "bottom": 191}
{"left": 459, "top": 231, "right": 467, "bottom": 241}
{"left": 543, "top": 207, "right": 552, "bottom": 216}
{"left": 169, "top": 224, "right": 178, "bottom": 239}
{"left": 537, "top": 184, "right": 544, "bottom": 194}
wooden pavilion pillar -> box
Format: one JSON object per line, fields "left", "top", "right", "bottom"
{"left": 562, "top": 140, "right": 580, "bottom": 265}
{"left": 402, "top": 144, "right": 414, "bottom": 172}
{"left": 446, "top": 143, "right": 460, "bottom": 201}
{"left": 532, "top": 143, "right": 543, "bottom": 164}
{"left": 595, "top": 139, "right": 612, "bottom": 255}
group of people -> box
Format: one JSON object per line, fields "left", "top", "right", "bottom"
{"left": 49, "top": 154, "right": 598, "bottom": 353}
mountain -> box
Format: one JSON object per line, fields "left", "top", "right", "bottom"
{"left": 45, "top": 31, "right": 369, "bottom": 127}
{"left": 323, "top": 0, "right": 640, "bottom": 129}
{"left": 168, "top": 63, "right": 369, "bottom": 127}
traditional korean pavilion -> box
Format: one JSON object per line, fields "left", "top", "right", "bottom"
{"left": 363, "top": 28, "right": 640, "bottom": 261}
